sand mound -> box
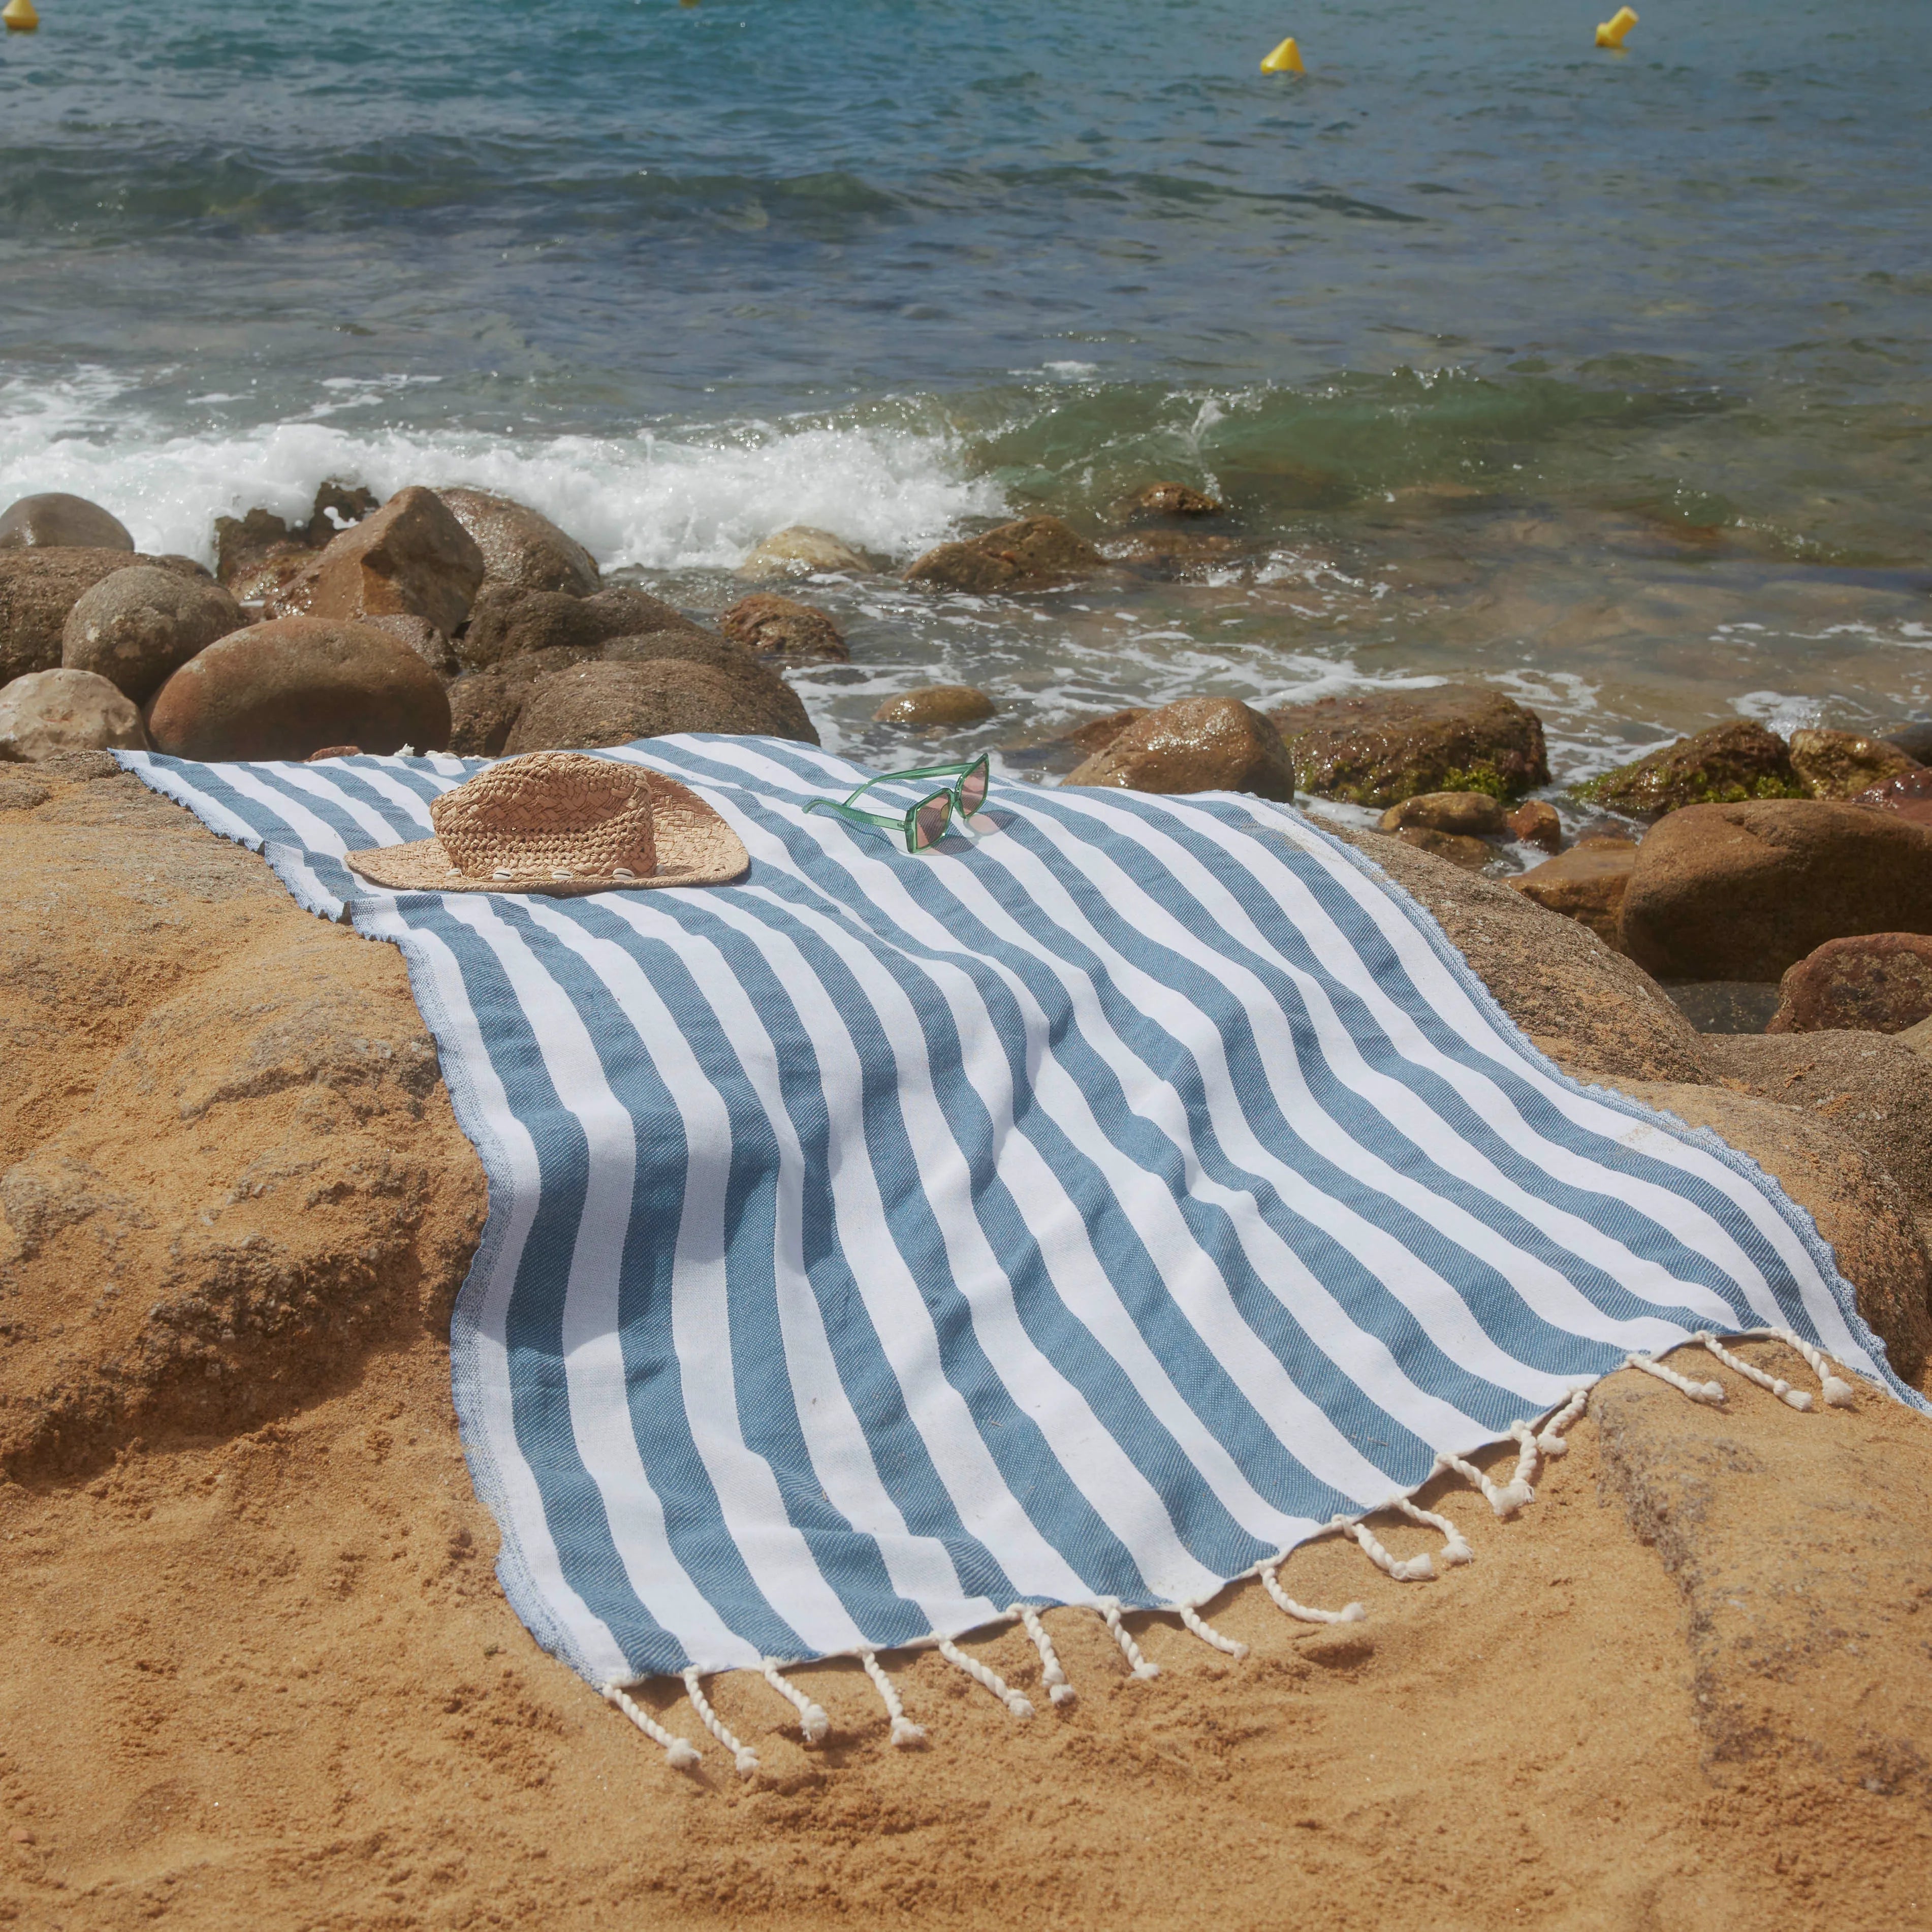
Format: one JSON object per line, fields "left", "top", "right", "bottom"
{"left": 2, "top": 761, "right": 1928, "bottom": 1929}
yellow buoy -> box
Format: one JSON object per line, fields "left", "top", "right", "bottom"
{"left": 3, "top": 0, "right": 40, "bottom": 30}
{"left": 1260, "top": 35, "right": 1305, "bottom": 75}
{"left": 1595, "top": 6, "right": 1638, "bottom": 48}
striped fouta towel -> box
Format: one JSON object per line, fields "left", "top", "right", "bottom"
{"left": 122, "top": 736, "right": 1908, "bottom": 1699}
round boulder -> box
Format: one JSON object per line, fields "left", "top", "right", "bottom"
{"left": 905, "top": 516, "right": 1104, "bottom": 594}
{"left": 1065, "top": 696, "right": 1295, "bottom": 800}
{"left": 437, "top": 488, "right": 600, "bottom": 597}
{"left": 1787, "top": 727, "right": 1922, "bottom": 800}
{"left": 0, "top": 493, "right": 134, "bottom": 552}
{"left": 1378, "top": 791, "right": 1506, "bottom": 837}
{"left": 738, "top": 525, "right": 870, "bottom": 578}
{"left": 1, "top": 548, "right": 208, "bottom": 687}
{"left": 147, "top": 618, "right": 452, "bottom": 761}
{"left": 1767, "top": 934, "right": 1932, "bottom": 1036}
{"left": 873, "top": 685, "right": 996, "bottom": 729}
{"left": 60, "top": 565, "right": 245, "bottom": 705}
{"left": 718, "top": 594, "right": 849, "bottom": 663}
{"left": 506, "top": 657, "right": 818, "bottom": 753}
{"left": 0, "top": 668, "right": 145, "bottom": 761}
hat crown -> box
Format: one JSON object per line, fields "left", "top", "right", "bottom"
{"left": 431, "top": 751, "right": 657, "bottom": 882}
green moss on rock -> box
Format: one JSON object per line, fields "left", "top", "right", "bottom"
{"left": 1572, "top": 721, "right": 1804, "bottom": 815}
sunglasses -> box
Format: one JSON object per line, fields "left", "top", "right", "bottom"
{"left": 804, "top": 755, "right": 991, "bottom": 854}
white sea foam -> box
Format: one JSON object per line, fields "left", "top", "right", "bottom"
{"left": 0, "top": 370, "right": 1005, "bottom": 572}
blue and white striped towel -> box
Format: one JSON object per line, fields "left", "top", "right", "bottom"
{"left": 121, "top": 736, "right": 1911, "bottom": 1691}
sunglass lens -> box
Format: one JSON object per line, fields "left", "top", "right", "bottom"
{"left": 958, "top": 762, "right": 989, "bottom": 814}
{"left": 913, "top": 796, "right": 951, "bottom": 849}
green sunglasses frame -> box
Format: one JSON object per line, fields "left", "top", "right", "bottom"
{"left": 804, "top": 754, "right": 992, "bottom": 854}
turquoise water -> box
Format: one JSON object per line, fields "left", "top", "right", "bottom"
{"left": 3, "top": 0, "right": 1929, "bottom": 779}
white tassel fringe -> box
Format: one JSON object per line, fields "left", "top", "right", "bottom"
{"left": 936, "top": 1637, "right": 1034, "bottom": 1719}
{"left": 1176, "top": 1602, "right": 1248, "bottom": 1659}
{"left": 860, "top": 1651, "right": 925, "bottom": 1748}
{"left": 601, "top": 1682, "right": 702, "bottom": 1769}
{"left": 683, "top": 1667, "right": 759, "bottom": 1777}
{"left": 1100, "top": 1600, "right": 1160, "bottom": 1679}
{"left": 760, "top": 1658, "right": 830, "bottom": 1745}
{"left": 1258, "top": 1564, "right": 1366, "bottom": 1626}
{"left": 1012, "top": 1604, "right": 1076, "bottom": 1704}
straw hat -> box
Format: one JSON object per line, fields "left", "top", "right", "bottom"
{"left": 344, "top": 751, "right": 748, "bottom": 896}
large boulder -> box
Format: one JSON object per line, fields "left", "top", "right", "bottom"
{"left": 1619, "top": 800, "right": 1932, "bottom": 984}
{"left": 0, "top": 492, "right": 134, "bottom": 552}
{"left": 0, "top": 761, "right": 484, "bottom": 1476}
{"left": 1573, "top": 721, "right": 1802, "bottom": 815}
{"left": 873, "top": 685, "right": 997, "bottom": 729}
{"left": 436, "top": 488, "right": 599, "bottom": 597}
{"left": 1331, "top": 826, "right": 1709, "bottom": 1084}
{"left": 739, "top": 525, "right": 870, "bottom": 578}
{"left": 1787, "top": 727, "right": 1922, "bottom": 800}
{"left": 1699, "top": 1031, "right": 1932, "bottom": 1215}
{"left": 273, "top": 487, "right": 485, "bottom": 638}
{"left": 59, "top": 564, "right": 245, "bottom": 704}
{"left": 147, "top": 617, "right": 453, "bottom": 761}
{"left": 1509, "top": 838, "right": 1638, "bottom": 948}
{"left": 717, "top": 593, "right": 849, "bottom": 663}
{"left": 505, "top": 657, "right": 818, "bottom": 753}
{"left": 0, "top": 669, "right": 145, "bottom": 761}
{"left": 1767, "top": 933, "right": 1932, "bottom": 1036}
{"left": 904, "top": 516, "right": 1103, "bottom": 594}
{"left": 1602, "top": 1078, "right": 1932, "bottom": 1383}
{"left": 1065, "top": 697, "right": 1296, "bottom": 800}
{"left": 1, "top": 548, "right": 208, "bottom": 686}
{"left": 1268, "top": 684, "right": 1549, "bottom": 807}
{"left": 456, "top": 583, "right": 703, "bottom": 671}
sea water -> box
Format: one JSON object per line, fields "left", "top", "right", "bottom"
{"left": 3, "top": 0, "right": 1928, "bottom": 781}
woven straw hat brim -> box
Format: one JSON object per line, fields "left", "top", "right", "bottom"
{"left": 344, "top": 768, "right": 748, "bottom": 896}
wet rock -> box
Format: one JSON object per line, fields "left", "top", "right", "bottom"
{"left": 1787, "top": 727, "right": 1922, "bottom": 800}
{"left": 873, "top": 685, "right": 997, "bottom": 730}
{"left": 1104, "top": 529, "right": 1249, "bottom": 574}
{"left": 1378, "top": 791, "right": 1505, "bottom": 836}
{"left": 273, "top": 487, "right": 486, "bottom": 638}
{"left": 904, "top": 516, "right": 1104, "bottom": 594}
{"left": 739, "top": 525, "right": 870, "bottom": 578}
{"left": 1065, "top": 697, "right": 1295, "bottom": 800}
{"left": 1509, "top": 838, "right": 1637, "bottom": 948}
{"left": 1600, "top": 1079, "right": 1932, "bottom": 1382}
{"left": 147, "top": 617, "right": 453, "bottom": 762}
{"left": 1572, "top": 721, "right": 1802, "bottom": 815}
{"left": 1883, "top": 720, "right": 1932, "bottom": 766}
{"left": 359, "top": 612, "right": 459, "bottom": 679}
{"left": 436, "top": 487, "right": 599, "bottom": 597}
{"left": 1505, "top": 799, "right": 1563, "bottom": 852}
{"left": 1699, "top": 1031, "right": 1932, "bottom": 1215}
{"left": 717, "top": 593, "right": 849, "bottom": 663}
{"left": 506, "top": 657, "right": 817, "bottom": 753}
{"left": 0, "top": 493, "right": 134, "bottom": 552}
{"left": 59, "top": 564, "right": 245, "bottom": 705}
{"left": 1854, "top": 765, "right": 1932, "bottom": 828}
{"left": 1390, "top": 826, "right": 1492, "bottom": 871}
{"left": 0, "top": 669, "right": 145, "bottom": 761}
{"left": 0, "top": 549, "right": 208, "bottom": 687}
{"left": 305, "top": 480, "right": 379, "bottom": 545}
{"left": 1269, "top": 684, "right": 1549, "bottom": 807}
{"left": 456, "top": 583, "right": 703, "bottom": 670}
{"left": 1328, "top": 825, "right": 1708, "bottom": 1084}
{"left": 1122, "top": 481, "right": 1224, "bottom": 519}
{"left": 1767, "top": 933, "right": 1932, "bottom": 1037}
{"left": 1620, "top": 800, "right": 1932, "bottom": 984}
{"left": 213, "top": 483, "right": 377, "bottom": 596}
{"left": 1066, "top": 708, "right": 1149, "bottom": 756}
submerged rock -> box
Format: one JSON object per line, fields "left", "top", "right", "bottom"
{"left": 1269, "top": 684, "right": 1549, "bottom": 806}
{"left": 1767, "top": 933, "right": 1932, "bottom": 1036}
{"left": 1505, "top": 798, "right": 1564, "bottom": 851}
{"left": 436, "top": 488, "right": 599, "bottom": 597}
{"left": 1573, "top": 720, "right": 1803, "bottom": 815}
{"left": 873, "top": 685, "right": 996, "bottom": 729}
{"left": 0, "top": 549, "right": 210, "bottom": 687}
{"left": 1788, "top": 726, "right": 1922, "bottom": 800}
{"left": 1510, "top": 838, "right": 1638, "bottom": 948}
{"left": 904, "top": 516, "right": 1103, "bottom": 594}
{"left": 60, "top": 564, "right": 245, "bottom": 704}
{"left": 147, "top": 617, "right": 453, "bottom": 762}
{"left": 0, "top": 668, "right": 145, "bottom": 761}
{"left": 1620, "top": 799, "right": 1932, "bottom": 984}
{"left": 718, "top": 593, "right": 849, "bottom": 663}
{"left": 274, "top": 487, "right": 486, "bottom": 639}
{"left": 0, "top": 492, "right": 134, "bottom": 552}
{"left": 1122, "top": 481, "right": 1224, "bottom": 519}
{"left": 1065, "top": 696, "right": 1295, "bottom": 800}
{"left": 739, "top": 525, "right": 870, "bottom": 578}
{"left": 457, "top": 583, "right": 703, "bottom": 670}
{"left": 505, "top": 656, "right": 817, "bottom": 753}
